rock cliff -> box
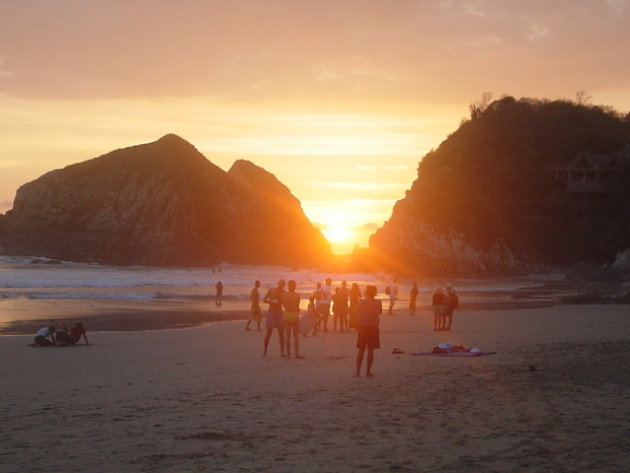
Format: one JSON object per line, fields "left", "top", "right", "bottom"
{"left": 367, "top": 97, "right": 630, "bottom": 275}
{"left": 0, "top": 134, "right": 332, "bottom": 267}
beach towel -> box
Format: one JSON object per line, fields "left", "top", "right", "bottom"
{"left": 411, "top": 343, "right": 496, "bottom": 357}
{"left": 410, "top": 350, "right": 496, "bottom": 357}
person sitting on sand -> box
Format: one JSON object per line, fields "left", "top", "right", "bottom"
{"left": 432, "top": 288, "right": 446, "bottom": 331}
{"left": 282, "top": 280, "right": 303, "bottom": 359}
{"left": 246, "top": 280, "right": 262, "bottom": 331}
{"left": 355, "top": 285, "right": 382, "bottom": 377}
{"left": 55, "top": 322, "right": 89, "bottom": 345}
{"left": 34, "top": 326, "right": 56, "bottom": 346}
{"left": 263, "top": 279, "right": 286, "bottom": 357}
{"left": 70, "top": 322, "right": 89, "bottom": 344}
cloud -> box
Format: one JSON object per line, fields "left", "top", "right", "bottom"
{"left": 606, "top": 0, "right": 626, "bottom": 11}
{"left": 527, "top": 22, "right": 551, "bottom": 41}
{"left": 309, "top": 181, "right": 408, "bottom": 191}
{"left": 356, "top": 164, "right": 411, "bottom": 172}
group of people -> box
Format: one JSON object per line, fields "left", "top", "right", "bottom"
{"left": 244, "top": 278, "right": 459, "bottom": 376}
{"left": 33, "top": 322, "right": 89, "bottom": 346}
{"left": 431, "top": 284, "right": 459, "bottom": 331}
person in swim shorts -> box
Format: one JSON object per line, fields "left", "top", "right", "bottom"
{"left": 282, "top": 279, "right": 303, "bottom": 359}
{"left": 263, "top": 279, "right": 286, "bottom": 357}
{"left": 355, "top": 285, "right": 382, "bottom": 377}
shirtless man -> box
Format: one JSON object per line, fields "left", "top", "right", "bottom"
{"left": 282, "top": 280, "right": 303, "bottom": 359}
{"left": 263, "top": 279, "right": 286, "bottom": 357}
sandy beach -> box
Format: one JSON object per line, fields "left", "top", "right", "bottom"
{"left": 1, "top": 303, "right": 628, "bottom": 473}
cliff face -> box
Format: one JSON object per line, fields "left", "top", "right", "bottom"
{"left": 0, "top": 134, "right": 331, "bottom": 267}
{"left": 369, "top": 97, "right": 630, "bottom": 275}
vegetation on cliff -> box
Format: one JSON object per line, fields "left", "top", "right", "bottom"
{"left": 369, "top": 96, "right": 630, "bottom": 274}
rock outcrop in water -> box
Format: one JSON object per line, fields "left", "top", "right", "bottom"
{"left": 0, "top": 134, "right": 332, "bottom": 267}
{"left": 365, "top": 97, "right": 630, "bottom": 276}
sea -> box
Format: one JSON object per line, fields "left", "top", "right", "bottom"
{"left": 0, "top": 255, "right": 565, "bottom": 334}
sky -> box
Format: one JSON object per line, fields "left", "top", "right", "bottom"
{"left": 1, "top": 0, "right": 629, "bottom": 253}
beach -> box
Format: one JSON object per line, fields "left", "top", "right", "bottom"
{"left": 1, "top": 303, "right": 628, "bottom": 473}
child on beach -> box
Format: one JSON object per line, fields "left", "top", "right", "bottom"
{"left": 300, "top": 297, "right": 320, "bottom": 337}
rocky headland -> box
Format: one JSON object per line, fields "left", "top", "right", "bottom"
{"left": 0, "top": 134, "right": 332, "bottom": 267}
{"left": 363, "top": 97, "right": 630, "bottom": 277}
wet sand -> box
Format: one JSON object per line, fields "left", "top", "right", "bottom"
{"left": 1, "top": 304, "right": 628, "bottom": 472}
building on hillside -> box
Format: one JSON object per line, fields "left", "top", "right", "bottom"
{"left": 554, "top": 146, "right": 630, "bottom": 195}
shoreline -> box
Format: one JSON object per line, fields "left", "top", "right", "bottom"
{"left": 0, "top": 301, "right": 561, "bottom": 336}
{"left": 2, "top": 276, "right": 627, "bottom": 335}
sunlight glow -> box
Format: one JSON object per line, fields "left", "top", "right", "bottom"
{"left": 322, "top": 226, "right": 353, "bottom": 244}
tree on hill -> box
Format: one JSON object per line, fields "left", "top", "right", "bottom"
{"left": 370, "top": 96, "right": 630, "bottom": 271}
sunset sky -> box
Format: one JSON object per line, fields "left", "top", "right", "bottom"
{"left": 1, "top": 1, "right": 629, "bottom": 253}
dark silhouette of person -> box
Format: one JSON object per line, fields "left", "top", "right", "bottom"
{"left": 355, "top": 285, "right": 382, "bottom": 377}
{"left": 215, "top": 281, "right": 224, "bottom": 306}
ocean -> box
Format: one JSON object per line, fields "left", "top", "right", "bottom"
{"left": 0, "top": 255, "right": 560, "bottom": 334}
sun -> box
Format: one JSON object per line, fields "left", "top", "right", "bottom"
{"left": 322, "top": 226, "right": 357, "bottom": 254}
{"left": 322, "top": 226, "right": 353, "bottom": 245}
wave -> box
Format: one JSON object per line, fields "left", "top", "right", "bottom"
{"left": 0, "top": 291, "right": 250, "bottom": 302}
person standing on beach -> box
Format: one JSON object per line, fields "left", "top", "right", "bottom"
{"left": 246, "top": 280, "right": 262, "bottom": 331}
{"left": 338, "top": 280, "right": 350, "bottom": 331}
{"left": 349, "top": 282, "right": 361, "bottom": 330}
{"left": 432, "top": 288, "right": 446, "bottom": 331}
{"left": 312, "top": 282, "right": 323, "bottom": 334}
{"left": 282, "top": 280, "right": 303, "bottom": 359}
{"left": 355, "top": 285, "right": 382, "bottom": 377}
{"left": 385, "top": 279, "right": 398, "bottom": 314}
{"left": 443, "top": 283, "right": 459, "bottom": 331}
{"left": 409, "top": 281, "right": 419, "bottom": 316}
{"left": 215, "top": 281, "right": 224, "bottom": 306}
{"left": 318, "top": 278, "right": 333, "bottom": 331}
{"left": 263, "top": 279, "right": 286, "bottom": 357}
